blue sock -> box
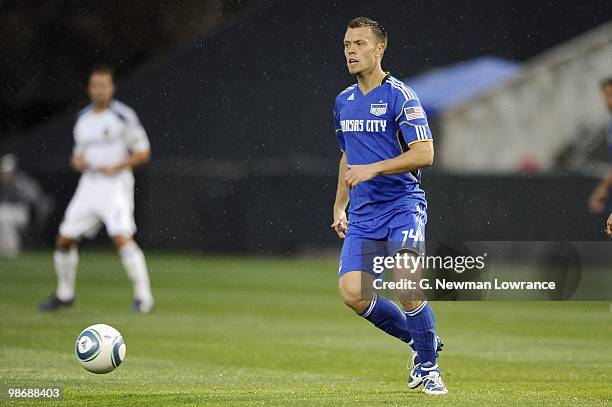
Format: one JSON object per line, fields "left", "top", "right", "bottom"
{"left": 359, "top": 294, "right": 413, "bottom": 345}
{"left": 404, "top": 301, "right": 437, "bottom": 365}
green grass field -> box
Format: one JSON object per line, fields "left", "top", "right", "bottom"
{"left": 0, "top": 252, "right": 610, "bottom": 406}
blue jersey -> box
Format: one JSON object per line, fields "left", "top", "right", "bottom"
{"left": 333, "top": 74, "right": 432, "bottom": 222}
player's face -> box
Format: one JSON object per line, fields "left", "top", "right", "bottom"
{"left": 603, "top": 84, "right": 612, "bottom": 114}
{"left": 88, "top": 73, "right": 115, "bottom": 107}
{"left": 343, "top": 27, "right": 381, "bottom": 75}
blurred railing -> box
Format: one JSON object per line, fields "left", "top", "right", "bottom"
{"left": 439, "top": 22, "right": 612, "bottom": 173}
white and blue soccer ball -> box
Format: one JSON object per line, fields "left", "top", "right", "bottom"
{"left": 75, "top": 324, "right": 126, "bottom": 374}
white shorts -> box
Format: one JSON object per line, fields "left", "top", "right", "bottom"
{"left": 59, "top": 172, "right": 137, "bottom": 239}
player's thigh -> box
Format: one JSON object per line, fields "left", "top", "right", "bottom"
{"left": 59, "top": 194, "right": 101, "bottom": 240}
{"left": 338, "top": 226, "right": 386, "bottom": 306}
{"left": 387, "top": 203, "right": 427, "bottom": 256}
{"left": 387, "top": 206, "right": 428, "bottom": 307}
{"left": 338, "top": 226, "right": 386, "bottom": 278}
{"left": 100, "top": 191, "right": 136, "bottom": 238}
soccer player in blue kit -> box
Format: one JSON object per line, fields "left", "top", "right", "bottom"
{"left": 331, "top": 17, "right": 447, "bottom": 395}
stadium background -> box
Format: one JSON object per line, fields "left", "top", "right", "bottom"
{"left": 3, "top": 0, "right": 612, "bottom": 253}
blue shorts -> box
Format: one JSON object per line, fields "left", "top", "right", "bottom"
{"left": 338, "top": 202, "right": 427, "bottom": 277}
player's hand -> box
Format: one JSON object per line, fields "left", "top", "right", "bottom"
{"left": 99, "top": 164, "right": 123, "bottom": 175}
{"left": 331, "top": 209, "right": 348, "bottom": 239}
{"left": 344, "top": 164, "right": 378, "bottom": 189}
{"left": 99, "top": 166, "right": 117, "bottom": 175}
{"left": 588, "top": 185, "right": 608, "bottom": 213}
{"left": 606, "top": 213, "right": 612, "bottom": 237}
{"left": 71, "top": 155, "right": 87, "bottom": 173}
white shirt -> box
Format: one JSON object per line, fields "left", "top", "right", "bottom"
{"left": 73, "top": 100, "right": 150, "bottom": 181}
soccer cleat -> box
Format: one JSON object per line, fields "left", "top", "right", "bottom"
{"left": 420, "top": 362, "right": 448, "bottom": 395}
{"left": 407, "top": 336, "right": 444, "bottom": 388}
{"left": 130, "top": 299, "right": 154, "bottom": 314}
{"left": 37, "top": 295, "right": 74, "bottom": 312}
{"left": 409, "top": 362, "right": 448, "bottom": 394}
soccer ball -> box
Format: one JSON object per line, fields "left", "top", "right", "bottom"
{"left": 75, "top": 324, "right": 126, "bottom": 374}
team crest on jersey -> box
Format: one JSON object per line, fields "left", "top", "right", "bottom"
{"left": 370, "top": 103, "right": 387, "bottom": 116}
{"left": 102, "top": 128, "right": 111, "bottom": 141}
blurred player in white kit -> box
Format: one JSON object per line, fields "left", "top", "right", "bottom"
{"left": 38, "top": 65, "right": 154, "bottom": 313}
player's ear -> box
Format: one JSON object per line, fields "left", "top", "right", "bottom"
{"left": 376, "top": 43, "right": 385, "bottom": 59}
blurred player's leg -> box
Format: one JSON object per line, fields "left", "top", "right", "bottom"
{"left": 39, "top": 188, "right": 100, "bottom": 312}
{"left": 113, "top": 236, "right": 154, "bottom": 313}
{"left": 0, "top": 203, "right": 29, "bottom": 256}
{"left": 104, "top": 177, "right": 153, "bottom": 313}
{"left": 38, "top": 235, "right": 78, "bottom": 311}
{"left": 54, "top": 238, "right": 79, "bottom": 302}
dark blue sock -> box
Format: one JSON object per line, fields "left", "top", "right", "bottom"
{"left": 404, "top": 301, "right": 437, "bottom": 365}
{"left": 359, "top": 294, "right": 413, "bottom": 345}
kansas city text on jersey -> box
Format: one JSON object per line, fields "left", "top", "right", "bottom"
{"left": 339, "top": 119, "right": 388, "bottom": 132}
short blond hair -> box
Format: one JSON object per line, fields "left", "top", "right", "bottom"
{"left": 347, "top": 17, "right": 387, "bottom": 49}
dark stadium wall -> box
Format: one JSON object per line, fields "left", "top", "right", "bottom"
{"left": 10, "top": 0, "right": 612, "bottom": 164}
{"left": 29, "top": 171, "right": 609, "bottom": 253}
{"left": 6, "top": 0, "right": 612, "bottom": 251}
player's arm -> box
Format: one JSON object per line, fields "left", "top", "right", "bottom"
{"left": 99, "top": 148, "right": 150, "bottom": 175}
{"left": 71, "top": 154, "right": 87, "bottom": 173}
{"left": 374, "top": 140, "right": 434, "bottom": 175}
{"left": 345, "top": 90, "right": 434, "bottom": 188}
{"left": 344, "top": 142, "right": 433, "bottom": 188}
{"left": 331, "top": 152, "right": 349, "bottom": 238}
{"left": 123, "top": 114, "right": 151, "bottom": 169}
{"left": 71, "top": 124, "right": 87, "bottom": 173}
{"left": 101, "top": 113, "right": 151, "bottom": 174}
{"left": 121, "top": 149, "right": 151, "bottom": 170}
{"left": 99, "top": 149, "right": 150, "bottom": 175}
{"left": 589, "top": 167, "right": 612, "bottom": 213}
{"left": 331, "top": 104, "right": 349, "bottom": 239}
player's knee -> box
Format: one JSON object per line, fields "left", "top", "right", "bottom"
{"left": 339, "top": 273, "right": 374, "bottom": 313}
{"left": 111, "top": 235, "right": 132, "bottom": 249}
{"left": 56, "top": 235, "right": 75, "bottom": 251}
{"left": 339, "top": 285, "right": 370, "bottom": 313}
{"left": 397, "top": 288, "right": 423, "bottom": 310}
{"left": 400, "top": 299, "right": 423, "bottom": 312}
{"left": 341, "top": 293, "right": 370, "bottom": 313}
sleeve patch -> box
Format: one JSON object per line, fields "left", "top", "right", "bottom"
{"left": 403, "top": 106, "right": 427, "bottom": 126}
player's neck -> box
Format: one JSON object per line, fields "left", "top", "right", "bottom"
{"left": 93, "top": 102, "right": 111, "bottom": 113}
{"left": 356, "top": 66, "right": 386, "bottom": 95}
